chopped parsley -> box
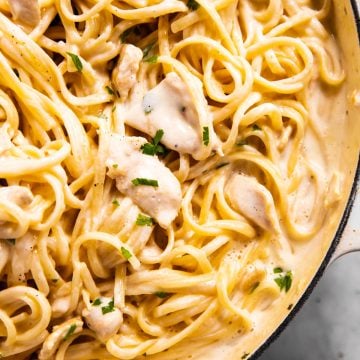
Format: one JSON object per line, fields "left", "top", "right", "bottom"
{"left": 273, "top": 267, "right": 283, "bottom": 274}
{"left": 6, "top": 239, "right": 15, "bottom": 245}
{"left": 121, "top": 246, "right": 132, "bottom": 260}
{"left": 187, "top": 0, "right": 200, "bottom": 10}
{"left": 202, "top": 126, "right": 210, "bottom": 146}
{"left": 131, "top": 178, "right": 158, "bottom": 187}
{"left": 101, "top": 299, "right": 115, "bottom": 315}
{"left": 252, "top": 124, "right": 262, "bottom": 131}
{"left": 142, "top": 42, "right": 155, "bottom": 59}
{"left": 144, "top": 55, "right": 158, "bottom": 64}
{"left": 136, "top": 214, "right": 154, "bottom": 226}
{"left": 141, "top": 129, "right": 166, "bottom": 156}
{"left": 93, "top": 298, "right": 102, "bottom": 306}
{"left": 154, "top": 291, "right": 169, "bottom": 298}
{"left": 67, "top": 52, "right": 83, "bottom": 72}
{"left": 112, "top": 163, "right": 118, "bottom": 169}
{"left": 105, "top": 86, "right": 115, "bottom": 95}
{"left": 274, "top": 269, "right": 293, "bottom": 293}
{"left": 64, "top": 324, "right": 76, "bottom": 340}
{"left": 112, "top": 199, "right": 120, "bottom": 207}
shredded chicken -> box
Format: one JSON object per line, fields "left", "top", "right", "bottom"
{"left": 106, "top": 135, "right": 182, "bottom": 228}
{"left": 8, "top": 0, "right": 40, "bottom": 26}
{"left": 112, "top": 44, "right": 143, "bottom": 100}
{"left": 82, "top": 297, "right": 123, "bottom": 342}
{"left": 38, "top": 317, "right": 83, "bottom": 360}
{"left": 226, "top": 174, "right": 280, "bottom": 233}
{"left": 121, "top": 72, "right": 218, "bottom": 160}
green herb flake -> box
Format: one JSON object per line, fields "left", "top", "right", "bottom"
{"left": 187, "top": 0, "right": 200, "bottom": 10}
{"left": 142, "top": 42, "right": 155, "bottom": 59}
{"left": 131, "top": 178, "right": 158, "bottom": 187}
{"left": 101, "top": 299, "right": 115, "bottom": 315}
{"left": 136, "top": 214, "right": 154, "bottom": 226}
{"left": 154, "top": 291, "right": 169, "bottom": 299}
{"left": 67, "top": 52, "right": 83, "bottom": 72}
{"left": 64, "top": 324, "right": 76, "bottom": 340}
{"left": 105, "top": 86, "right": 115, "bottom": 95}
{"left": 6, "top": 239, "right": 15, "bottom": 245}
{"left": 112, "top": 164, "right": 118, "bottom": 169}
{"left": 202, "top": 126, "right": 210, "bottom": 146}
{"left": 93, "top": 298, "right": 102, "bottom": 306}
{"left": 215, "top": 162, "right": 229, "bottom": 169}
{"left": 112, "top": 199, "right": 120, "bottom": 207}
{"left": 144, "top": 55, "right": 158, "bottom": 64}
{"left": 274, "top": 270, "right": 293, "bottom": 293}
{"left": 252, "top": 124, "right": 262, "bottom": 131}
{"left": 274, "top": 267, "right": 283, "bottom": 274}
{"left": 121, "top": 246, "right": 132, "bottom": 260}
{"left": 141, "top": 129, "right": 165, "bottom": 156}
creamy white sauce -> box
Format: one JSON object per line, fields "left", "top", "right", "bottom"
{"left": 106, "top": 134, "right": 182, "bottom": 228}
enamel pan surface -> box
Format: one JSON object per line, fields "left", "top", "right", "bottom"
{"left": 250, "top": 1, "right": 360, "bottom": 358}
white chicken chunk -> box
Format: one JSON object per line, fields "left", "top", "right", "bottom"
{"left": 39, "top": 317, "right": 83, "bottom": 360}
{"left": 8, "top": 0, "right": 40, "bottom": 26}
{"left": 0, "top": 186, "right": 33, "bottom": 239}
{"left": 112, "top": 44, "right": 143, "bottom": 100}
{"left": 106, "top": 135, "right": 182, "bottom": 228}
{"left": 82, "top": 297, "right": 123, "bottom": 342}
{"left": 226, "top": 174, "right": 280, "bottom": 233}
{"left": 122, "top": 72, "right": 217, "bottom": 160}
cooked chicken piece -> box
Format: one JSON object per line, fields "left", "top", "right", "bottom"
{"left": 112, "top": 44, "right": 143, "bottom": 100}
{"left": 0, "top": 186, "right": 33, "bottom": 239}
{"left": 38, "top": 317, "right": 83, "bottom": 360}
{"left": 8, "top": 0, "right": 40, "bottom": 26}
{"left": 122, "top": 72, "right": 218, "bottom": 160}
{"left": 226, "top": 174, "right": 280, "bottom": 233}
{"left": 82, "top": 297, "right": 123, "bottom": 342}
{"left": 106, "top": 135, "right": 182, "bottom": 228}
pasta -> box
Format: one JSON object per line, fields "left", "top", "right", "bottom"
{"left": 0, "top": 0, "right": 346, "bottom": 358}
